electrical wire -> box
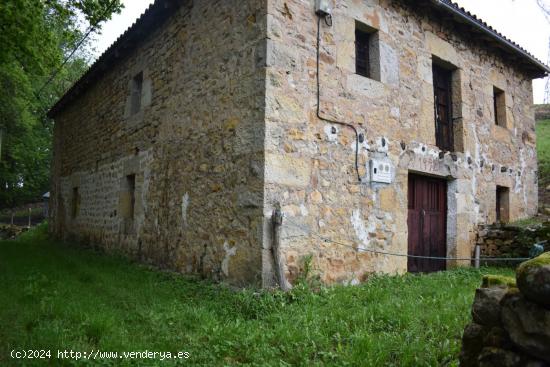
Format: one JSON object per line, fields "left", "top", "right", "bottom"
{"left": 316, "top": 15, "right": 362, "bottom": 182}
{"left": 36, "top": 0, "right": 119, "bottom": 98}
{"left": 283, "top": 217, "right": 531, "bottom": 262}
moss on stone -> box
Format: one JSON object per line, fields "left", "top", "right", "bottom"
{"left": 517, "top": 252, "right": 550, "bottom": 278}
{"left": 481, "top": 275, "right": 517, "bottom": 288}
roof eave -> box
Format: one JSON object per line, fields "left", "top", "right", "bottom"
{"left": 47, "top": 0, "right": 191, "bottom": 119}
{"left": 433, "top": 0, "right": 550, "bottom": 78}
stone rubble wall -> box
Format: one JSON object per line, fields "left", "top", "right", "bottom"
{"left": 459, "top": 253, "right": 550, "bottom": 367}
{"left": 477, "top": 223, "right": 549, "bottom": 261}
{"left": 263, "top": 0, "right": 538, "bottom": 284}
{"left": 50, "top": 0, "right": 540, "bottom": 287}
{"left": 535, "top": 104, "right": 550, "bottom": 121}
{"left": 0, "top": 224, "right": 26, "bottom": 240}
{"left": 50, "top": 0, "right": 268, "bottom": 286}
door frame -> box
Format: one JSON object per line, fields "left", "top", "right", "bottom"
{"left": 407, "top": 172, "right": 450, "bottom": 273}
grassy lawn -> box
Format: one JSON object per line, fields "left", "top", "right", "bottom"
{"left": 0, "top": 225, "right": 515, "bottom": 366}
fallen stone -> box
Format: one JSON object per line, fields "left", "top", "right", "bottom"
{"left": 0, "top": 224, "right": 24, "bottom": 240}
{"left": 516, "top": 252, "right": 550, "bottom": 308}
{"left": 472, "top": 287, "right": 508, "bottom": 327}
{"left": 501, "top": 292, "right": 550, "bottom": 363}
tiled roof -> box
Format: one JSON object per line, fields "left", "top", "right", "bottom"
{"left": 434, "top": 0, "right": 549, "bottom": 75}
{"left": 47, "top": 0, "right": 550, "bottom": 118}
{"left": 47, "top": 0, "right": 190, "bottom": 118}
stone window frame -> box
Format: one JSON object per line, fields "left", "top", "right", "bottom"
{"left": 354, "top": 21, "right": 381, "bottom": 82}
{"left": 496, "top": 185, "right": 510, "bottom": 224}
{"left": 431, "top": 56, "right": 465, "bottom": 153}
{"left": 71, "top": 186, "right": 80, "bottom": 219}
{"left": 130, "top": 72, "right": 143, "bottom": 115}
{"left": 119, "top": 173, "right": 137, "bottom": 221}
{"left": 124, "top": 66, "right": 152, "bottom": 124}
{"left": 118, "top": 156, "right": 141, "bottom": 235}
{"left": 493, "top": 86, "right": 507, "bottom": 129}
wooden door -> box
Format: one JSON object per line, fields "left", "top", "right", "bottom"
{"left": 433, "top": 65, "right": 453, "bottom": 152}
{"left": 407, "top": 174, "right": 448, "bottom": 273}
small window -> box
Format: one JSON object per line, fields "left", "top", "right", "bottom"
{"left": 71, "top": 187, "right": 80, "bottom": 218}
{"left": 355, "top": 22, "right": 379, "bottom": 80}
{"left": 130, "top": 72, "right": 143, "bottom": 115}
{"left": 126, "top": 174, "right": 136, "bottom": 220}
{"left": 433, "top": 63, "right": 454, "bottom": 152}
{"left": 493, "top": 86, "right": 506, "bottom": 127}
{"left": 496, "top": 186, "right": 509, "bottom": 223}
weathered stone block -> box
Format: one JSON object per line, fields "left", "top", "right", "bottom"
{"left": 472, "top": 287, "right": 508, "bottom": 327}
{"left": 501, "top": 292, "right": 550, "bottom": 363}
{"left": 265, "top": 154, "right": 311, "bottom": 188}
{"left": 516, "top": 252, "right": 550, "bottom": 308}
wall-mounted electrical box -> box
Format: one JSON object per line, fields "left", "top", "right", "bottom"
{"left": 315, "top": 0, "right": 332, "bottom": 16}
{"left": 369, "top": 158, "right": 393, "bottom": 184}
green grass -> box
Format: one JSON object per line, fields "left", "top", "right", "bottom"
{"left": 537, "top": 119, "right": 550, "bottom": 192}
{"left": 0, "top": 225, "right": 515, "bottom": 366}
{"left": 509, "top": 217, "right": 545, "bottom": 228}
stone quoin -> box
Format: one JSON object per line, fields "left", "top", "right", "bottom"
{"left": 47, "top": 0, "right": 550, "bottom": 286}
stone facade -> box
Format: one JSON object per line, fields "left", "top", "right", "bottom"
{"left": 51, "top": 0, "right": 268, "bottom": 286}
{"left": 263, "top": 0, "right": 540, "bottom": 285}
{"left": 50, "top": 0, "right": 545, "bottom": 286}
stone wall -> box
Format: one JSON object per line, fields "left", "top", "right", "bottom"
{"left": 0, "top": 224, "right": 26, "bottom": 240}
{"left": 459, "top": 253, "right": 550, "bottom": 367}
{"left": 263, "top": 0, "right": 538, "bottom": 285}
{"left": 51, "top": 0, "right": 268, "bottom": 286}
{"left": 535, "top": 104, "right": 550, "bottom": 121}
{"left": 477, "top": 223, "right": 549, "bottom": 261}
{"left": 51, "top": 0, "right": 540, "bottom": 287}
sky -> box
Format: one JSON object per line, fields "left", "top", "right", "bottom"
{"left": 92, "top": 0, "right": 550, "bottom": 103}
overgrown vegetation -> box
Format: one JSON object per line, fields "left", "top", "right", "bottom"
{"left": 0, "top": 0, "right": 123, "bottom": 208}
{"left": 0, "top": 225, "right": 515, "bottom": 366}
{"left": 538, "top": 120, "right": 550, "bottom": 185}
{"left": 537, "top": 119, "right": 550, "bottom": 209}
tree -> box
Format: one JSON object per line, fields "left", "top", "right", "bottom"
{"left": 0, "top": 0, "right": 123, "bottom": 208}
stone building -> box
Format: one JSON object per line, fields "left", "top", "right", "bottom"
{"left": 48, "top": 0, "right": 549, "bottom": 286}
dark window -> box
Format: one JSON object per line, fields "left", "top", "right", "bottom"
{"left": 355, "top": 28, "right": 371, "bottom": 78}
{"left": 493, "top": 86, "right": 506, "bottom": 127}
{"left": 433, "top": 64, "right": 454, "bottom": 152}
{"left": 130, "top": 72, "right": 143, "bottom": 115}
{"left": 126, "top": 174, "right": 136, "bottom": 220}
{"left": 71, "top": 187, "right": 79, "bottom": 218}
{"left": 355, "top": 22, "right": 380, "bottom": 80}
{"left": 496, "top": 186, "right": 510, "bottom": 223}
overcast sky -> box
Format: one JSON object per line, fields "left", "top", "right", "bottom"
{"left": 92, "top": 0, "right": 549, "bottom": 103}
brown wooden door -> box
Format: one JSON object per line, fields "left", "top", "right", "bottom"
{"left": 433, "top": 64, "right": 453, "bottom": 152}
{"left": 407, "top": 174, "right": 447, "bottom": 273}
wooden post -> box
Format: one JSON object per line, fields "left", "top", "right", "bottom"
{"left": 28, "top": 207, "right": 32, "bottom": 228}
{"left": 272, "top": 207, "right": 291, "bottom": 291}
